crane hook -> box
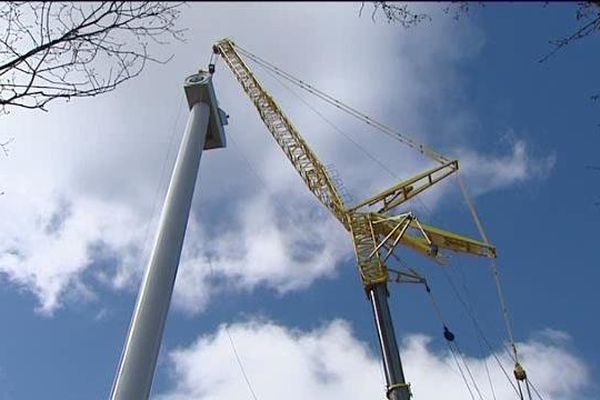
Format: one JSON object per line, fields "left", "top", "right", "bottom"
{"left": 443, "top": 326, "right": 455, "bottom": 342}
{"left": 514, "top": 362, "right": 527, "bottom": 381}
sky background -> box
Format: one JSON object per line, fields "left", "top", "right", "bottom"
{"left": 0, "top": 2, "right": 599, "bottom": 400}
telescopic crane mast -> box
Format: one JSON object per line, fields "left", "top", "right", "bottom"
{"left": 213, "top": 38, "right": 497, "bottom": 400}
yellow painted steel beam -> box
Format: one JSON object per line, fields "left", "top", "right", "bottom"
{"left": 417, "top": 221, "right": 497, "bottom": 258}
{"left": 372, "top": 215, "right": 496, "bottom": 260}
{"left": 214, "top": 39, "right": 348, "bottom": 228}
{"left": 348, "top": 160, "right": 459, "bottom": 214}
{"left": 348, "top": 212, "right": 389, "bottom": 285}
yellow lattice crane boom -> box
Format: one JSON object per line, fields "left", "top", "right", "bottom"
{"left": 216, "top": 39, "right": 348, "bottom": 228}
{"left": 213, "top": 38, "right": 496, "bottom": 400}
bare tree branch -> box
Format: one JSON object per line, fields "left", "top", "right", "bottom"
{"left": 0, "top": 2, "right": 186, "bottom": 114}
{"left": 0, "top": 136, "right": 15, "bottom": 196}
{"left": 365, "top": 2, "right": 431, "bottom": 28}
{"left": 442, "top": 1, "right": 484, "bottom": 21}
{"left": 539, "top": 1, "right": 600, "bottom": 63}
{"left": 0, "top": 137, "right": 14, "bottom": 157}
{"left": 362, "top": 2, "right": 479, "bottom": 28}
{"left": 366, "top": 2, "right": 600, "bottom": 110}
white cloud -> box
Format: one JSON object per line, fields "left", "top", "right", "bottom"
{"left": 457, "top": 136, "right": 556, "bottom": 197}
{"left": 171, "top": 189, "right": 351, "bottom": 315}
{"left": 156, "top": 319, "right": 382, "bottom": 400}
{"left": 0, "top": 182, "right": 146, "bottom": 315}
{"left": 157, "top": 319, "right": 591, "bottom": 400}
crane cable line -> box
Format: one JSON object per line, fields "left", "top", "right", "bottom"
{"left": 255, "top": 55, "right": 505, "bottom": 399}
{"left": 442, "top": 265, "right": 546, "bottom": 400}
{"left": 233, "top": 43, "right": 451, "bottom": 165}
{"left": 221, "top": 43, "right": 542, "bottom": 400}
{"left": 455, "top": 261, "right": 499, "bottom": 400}
{"left": 206, "top": 258, "right": 261, "bottom": 400}
{"left": 258, "top": 51, "right": 510, "bottom": 399}
{"left": 136, "top": 94, "right": 186, "bottom": 295}
{"left": 452, "top": 341, "right": 487, "bottom": 400}
{"left": 225, "top": 326, "right": 261, "bottom": 400}
{"left": 455, "top": 174, "right": 543, "bottom": 400}
{"left": 253, "top": 64, "right": 460, "bottom": 394}
{"left": 257, "top": 61, "right": 401, "bottom": 183}
{"left": 387, "top": 265, "right": 482, "bottom": 400}
{"left": 441, "top": 267, "right": 523, "bottom": 398}
{"left": 256, "top": 48, "right": 531, "bottom": 399}
{"left": 226, "top": 73, "right": 488, "bottom": 400}
{"left": 391, "top": 240, "right": 517, "bottom": 396}
{"left": 255, "top": 54, "right": 414, "bottom": 211}
{"left": 389, "top": 253, "right": 495, "bottom": 400}
{"left": 227, "top": 127, "right": 401, "bottom": 395}
{"left": 408, "top": 194, "right": 510, "bottom": 400}
{"left": 448, "top": 344, "right": 477, "bottom": 400}
{"left": 424, "top": 281, "right": 487, "bottom": 400}
{"left": 456, "top": 173, "right": 518, "bottom": 359}
{"left": 224, "top": 132, "right": 389, "bottom": 400}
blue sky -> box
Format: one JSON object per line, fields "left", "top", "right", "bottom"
{"left": 0, "top": 3, "right": 599, "bottom": 400}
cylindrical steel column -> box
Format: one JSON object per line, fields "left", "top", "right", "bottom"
{"left": 369, "top": 283, "right": 411, "bottom": 400}
{"left": 110, "top": 102, "right": 210, "bottom": 400}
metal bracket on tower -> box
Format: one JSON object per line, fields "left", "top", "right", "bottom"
{"left": 184, "top": 70, "right": 228, "bottom": 150}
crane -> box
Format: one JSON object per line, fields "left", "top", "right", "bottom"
{"left": 212, "top": 38, "right": 497, "bottom": 400}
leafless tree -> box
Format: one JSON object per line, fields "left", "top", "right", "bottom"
{"left": 0, "top": 137, "right": 14, "bottom": 156}
{"left": 365, "top": 2, "right": 600, "bottom": 97}
{"left": 539, "top": 1, "right": 600, "bottom": 64}
{"left": 360, "top": 2, "right": 431, "bottom": 28}
{"left": 0, "top": 2, "right": 185, "bottom": 113}
{"left": 361, "top": 2, "right": 478, "bottom": 27}
{"left": 538, "top": 1, "right": 600, "bottom": 102}
{"left": 0, "top": 136, "right": 13, "bottom": 195}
